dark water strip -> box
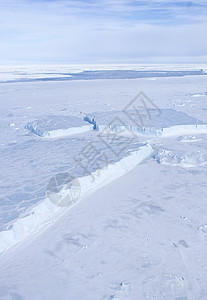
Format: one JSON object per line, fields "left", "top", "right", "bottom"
{"left": 1, "top": 69, "right": 206, "bottom": 83}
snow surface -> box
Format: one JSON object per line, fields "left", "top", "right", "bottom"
{"left": 0, "top": 66, "right": 207, "bottom": 299}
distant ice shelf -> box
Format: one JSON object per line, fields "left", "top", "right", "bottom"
{"left": 1, "top": 68, "right": 207, "bottom": 83}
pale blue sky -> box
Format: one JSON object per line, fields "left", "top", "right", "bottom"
{"left": 0, "top": 0, "right": 207, "bottom": 64}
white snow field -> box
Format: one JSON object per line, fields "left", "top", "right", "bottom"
{"left": 0, "top": 65, "right": 207, "bottom": 299}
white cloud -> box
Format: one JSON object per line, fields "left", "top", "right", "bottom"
{"left": 0, "top": 0, "right": 207, "bottom": 63}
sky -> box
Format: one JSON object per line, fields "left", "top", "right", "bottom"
{"left": 0, "top": 0, "right": 207, "bottom": 64}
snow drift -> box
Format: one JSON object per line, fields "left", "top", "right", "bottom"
{"left": 153, "top": 149, "right": 207, "bottom": 168}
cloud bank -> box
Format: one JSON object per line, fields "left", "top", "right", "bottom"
{"left": 0, "top": 0, "right": 207, "bottom": 63}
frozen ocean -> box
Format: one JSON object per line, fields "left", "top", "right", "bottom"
{"left": 0, "top": 64, "right": 207, "bottom": 300}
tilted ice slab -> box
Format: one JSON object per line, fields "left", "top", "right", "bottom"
{"left": 96, "top": 124, "right": 207, "bottom": 137}
{"left": 0, "top": 143, "right": 153, "bottom": 254}
{"left": 82, "top": 109, "right": 207, "bottom": 137}
{"left": 26, "top": 123, "right": 92, "bottom": 138}
{"left": 87, "top": 109, "right": 207, "bottom": 137}
{"left": 0, "top": 129, "right": 145, "bottom": 231}
{"left": 25, "top": 115, "right": 93, "bottom": 138}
